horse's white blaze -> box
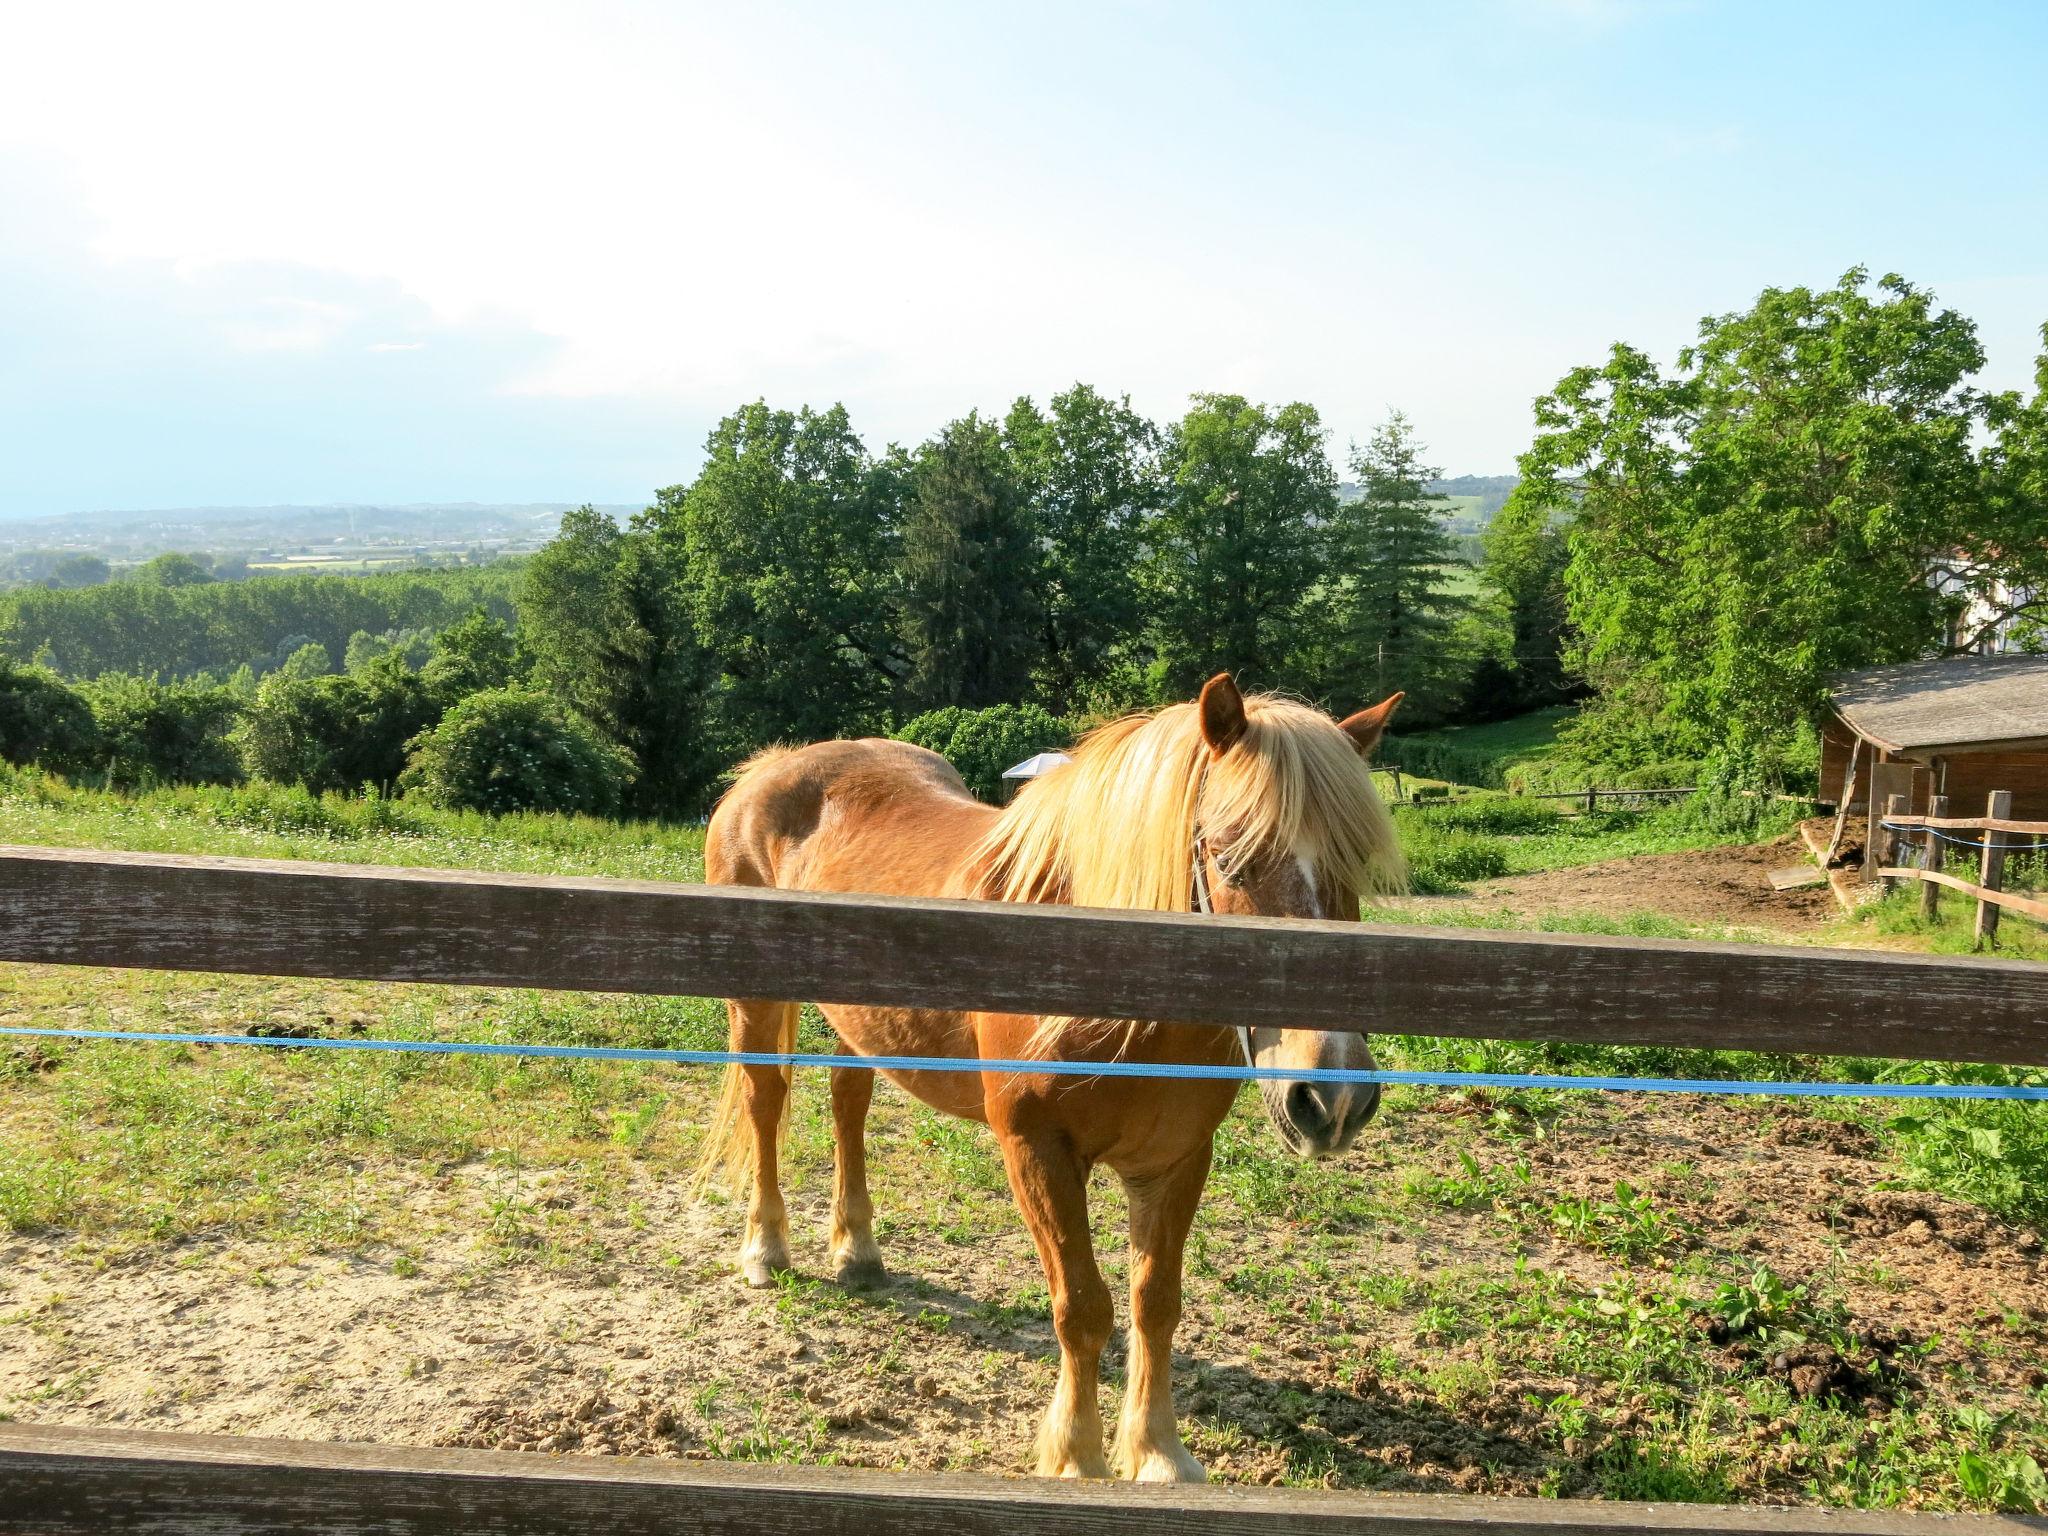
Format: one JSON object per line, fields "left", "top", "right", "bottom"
{"left": 1293, "top": 852, "right": 1322, "bottom": 919}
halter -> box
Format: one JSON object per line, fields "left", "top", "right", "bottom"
{"left": 1190, "top": 826, "right": 1258, "bottom": 1070}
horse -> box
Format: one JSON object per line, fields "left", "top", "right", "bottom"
{"left": 699, "top": 673, "right": 1406, "bottom": 1482}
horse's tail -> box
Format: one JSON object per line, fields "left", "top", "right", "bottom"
{"left": 693, "top": 1000, "right": 798, "bottom": 1194}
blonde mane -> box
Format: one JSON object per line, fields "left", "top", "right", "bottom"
{"left": 970, "top": 693, "right": 1406, "bottom": 916}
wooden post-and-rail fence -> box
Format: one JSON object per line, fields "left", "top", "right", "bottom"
{"left": 3, "top": 843, "right": 2048, "bottom": 1534}
{"left": 1876, "top": 791, "right": 2048, "bottom": 944}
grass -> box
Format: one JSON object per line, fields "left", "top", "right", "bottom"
{"left": 1382, "top": 707, "right": 1576, "bottom": 792}
{"left": 1394, "top": 790, "right": 1805, "bottom": 893}
{"left": 2, "top": 766, "right": 2047, "bottom": 1507}
{"left": 0, "top": 761, "right": 706, "bottom": 882}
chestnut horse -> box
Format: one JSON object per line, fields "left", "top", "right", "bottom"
{"left": 699, "top": 674, "right": 1405, "bottom": 1482}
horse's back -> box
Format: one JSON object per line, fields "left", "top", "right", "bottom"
{"left": 706, "top": 737, "right": 997, "bottom": 899}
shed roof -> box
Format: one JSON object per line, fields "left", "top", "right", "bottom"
{"left": 1829, "top": 653, "right": 2048, "bottom": 753}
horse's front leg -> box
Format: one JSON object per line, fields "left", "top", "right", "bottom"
{"left": 998, "top": 1128, "right": 1113, "bottom": 1478}
{"left": 1113, "top": 1142, "right": 1212, "bottom": 1482}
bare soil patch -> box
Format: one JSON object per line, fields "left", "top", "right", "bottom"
{"left": 1402, "top": 834, "right": 1838, "bottom": 935}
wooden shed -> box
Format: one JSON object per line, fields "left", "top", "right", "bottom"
{"left": 1820, "top": 653, "right": 2048, "bottom": 824}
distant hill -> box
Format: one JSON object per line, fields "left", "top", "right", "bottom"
{"left": 1334, "top": 474, "right": 1519, "bottom": 533}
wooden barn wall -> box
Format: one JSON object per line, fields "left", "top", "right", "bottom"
{"left": 1820, "top": 719, "right": 1862, "bottom": 808}
{"left": 1937, "top": 750, "right": 2048, "bottom": 822}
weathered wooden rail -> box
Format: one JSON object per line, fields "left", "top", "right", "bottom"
{"left": 2, "top": 1423, "right": 2040, "bottom": 1536}
{"left": 3, "top": 842, "right": 2048, "bottom": 1532}
{"left": 3, "top": 844, "right": 2048, "bottom": 1064}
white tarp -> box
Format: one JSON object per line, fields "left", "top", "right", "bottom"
{"left": 1001, "top": 751, "right": 1073, "bottom": 781}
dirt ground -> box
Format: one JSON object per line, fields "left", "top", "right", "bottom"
{"left": 3, "top": 1090, "right": 2043, "bottom": 1497}
{"left": 1399, "top": 833, "right": 1840, "bottom": 935}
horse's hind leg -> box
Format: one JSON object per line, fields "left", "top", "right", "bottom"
{"left": 731, "top": 998, "right": 796, "bottom": 1288}
{"left": 828, "top": 1047, "right": 884, "bottom": 1287}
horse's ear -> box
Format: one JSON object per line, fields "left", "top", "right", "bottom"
{"left": 1198, "top": 673, "right": 1248, "bottom": 757}
{"left": 1337, "top": 693, "right": 1403, "bottom": 757}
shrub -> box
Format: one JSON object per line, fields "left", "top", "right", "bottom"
{"left": 1427, "top": 794, "right": 1565, "bottom": 835}
{"left": 238, "top": 655, "right": 436, "bottom": 794}
{"left": 0, "top": 654, "right": 98, "bottom": 770}
{"left": 76, "top": 673, "right": 243, "bottom": 787}
{"left": 400, "top": 689, "right": 635, "bottom": 816}
{"left": 894, "top": 703, "right": 1069, "bottom": 802}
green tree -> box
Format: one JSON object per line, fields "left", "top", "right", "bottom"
{"left": 0, "top": 653, "right": 98, "bottom": 770}
{"left": 421, "top": 607, "right": 521, "bottom": 704}
{"left": 668, "top": 402, "right": 904, "bottom": 746}
{"left": 895, "top": 703, "right": 1069, "bottom": 803}
{"left": 1974, "top": 323, "right": 2048, "bottom": 653}
{"left": 400, "top": 689, "right": 634, "bottom": 815}
{"left": 130, "top": 552, "right": 214, "bottom": 587}
{"left": 1147, "top": 394, "right": 1335, "bottom": 695}
{"left": 276, "top": 641, "right": 333, "bottom": 680}
{"left": 521, "top": 506, "right": 717, "bottom": 816}
{"left": 1524, "top": 269, "right": 2020, "bottom": 779}
{"left": 49, "top": 555, "right": 110, "bottom": 589}
{"left": 1003, "top": 385, "right": 1161, "bottom": 711}
{"left": 78, "top": 673, "right": 244, "bottom": 787}
{"left": 1316, "top": 413, "right": 1471, "bottom": 721}
{"left": 1467, "top": 479, "right": 1577, "bottom": 717}
{"left": 898, "top": 412, "right": 1042, "bottom": 710}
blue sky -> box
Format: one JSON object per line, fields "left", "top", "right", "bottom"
{"left": 1, "top": 0, "right": 2043, "bottom": 519}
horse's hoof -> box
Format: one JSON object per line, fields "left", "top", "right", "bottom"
{"left": 739, "top": 1253, "right": 788, "bottom": 1289}
{"left": 1121, "top": 1446, "right": 1208, "bottom": 1483}
{"left": 833, "top": 1255, "right": 887, "bottom": 1290}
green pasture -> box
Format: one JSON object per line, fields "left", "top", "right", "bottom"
{"left": 1, "top": 768, "right": 2045, "bottom": 1507}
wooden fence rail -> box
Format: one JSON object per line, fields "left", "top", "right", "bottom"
{"left": 2, "top": 1423, "right": 2041, "bottom": 1536}
{"left": 3, "top": 844, "right": 2048, "bottom": 1066}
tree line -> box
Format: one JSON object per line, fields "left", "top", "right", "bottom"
{"left": 10, "top": 267, "right": 2035, "bottom": 817}
{"left": 2, "top": 389, "right": 1548, "bottom": 816}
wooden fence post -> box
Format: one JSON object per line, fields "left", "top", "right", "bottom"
{"left": 1880, "top": 794, "right": 1908, "bottom": 896}
{"left": 1976, "top": 790, "right": 2012, "bottom": 949}
{"left": 1919, "top": 794, "right": 1947, "bottom": 921}
{"left": 1585, "top": 786, "right": 1598, "bottom": 816}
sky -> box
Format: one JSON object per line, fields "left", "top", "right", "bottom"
{"left": 1, "top": 0, "right": 2044, "bottom": 519}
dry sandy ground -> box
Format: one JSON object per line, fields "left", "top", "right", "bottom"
{"left": 1392, "top": 834, "right": 1840, "bottom": 936}
{"left": 4, "top": 1095, "right": 2044, "bottom": 1495}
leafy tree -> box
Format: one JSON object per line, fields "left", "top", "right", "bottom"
{"left": 343, "top": 627, "right": 432, "bottom": 674}
{"left": 1466, "top": 479, "right": 1577, "bottom": 718}
{"left": 1315, "top": 413, "right": 1471, "bottom": 722}
{"left": 898, "top": 412, "right": 1042, "bottom": 710}
{"left": 0, "top": 653, "right": 98, "bottom": 770}
{"left": 895, "top": 702, "right": 1069, "bottom": 802}
{"left": 130, "top": 552, "right": 214, "bottom": 587}
{"left": 421, "top": 607, "right": 521, "bottom": 704}
{"left": 276, "top": 641, "right": 333, "bottom": 680}
{"left": 1975, "top": 323, "right": 2048, "bottom": 653}
{"left": 237, "top": 655, "right": 434, "bottom": 794}
{"left": 521, "top": 506, "right": 718, "bottom": 816}
{"left": 667, "top": 402, "right": 904, "bottom": 745}
{"left": 1147, "top": 394, "right": 1335, "bottom": 695}
{"left": 1003, "top": 385, "right": 1161, "bottom": 711}
{"left": 400, "top": 689, "right": 634, "bottom": 815}
{"left": 50, "top": 555, "right": 110, "bottom": 589}
{"left": 1523, "top": 269, "right": 2022, "bottom": 779}
{"left": 77, "top": 673, "right": 244, "bottom": 787}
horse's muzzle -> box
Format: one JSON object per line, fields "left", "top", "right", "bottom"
{"left": 1277, "top": 1081, "right": 1380, "bottom": 1159}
